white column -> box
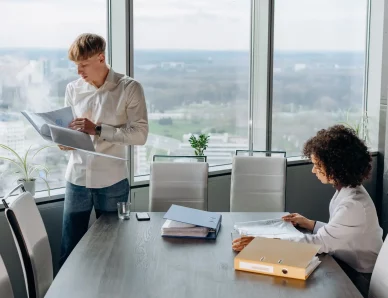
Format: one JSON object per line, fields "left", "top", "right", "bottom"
{"left": 250, "top": 0, "right": 273, "bottom": 151}
{"left": 110, "top": 0, "right": 135, "bottom": 194}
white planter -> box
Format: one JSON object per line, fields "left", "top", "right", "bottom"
{"left": 17, "top": 179, "right": 36, "bottom": 196}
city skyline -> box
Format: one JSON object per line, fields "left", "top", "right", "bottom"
{"left": 0, "top": 47, "right": 368, "bottom": 195}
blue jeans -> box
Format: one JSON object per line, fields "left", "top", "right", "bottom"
{"left": 59, "top": 179, "right": 129, "bottom": 268}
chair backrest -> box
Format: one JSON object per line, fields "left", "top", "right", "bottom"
{"left": 153, "top": 155, "right": 207, "bottom": 163}
{"left": 4, "top": 192, "right": 53, "bottom": 298}
{"left": 230, "top": 155, "right": 286, "bottom": 212}
{"left": 369, "top": 237, "right": 388, "bottom": 298}
{"left": 149, "top": 162, "right": 208, "bottom": 212}
{"left": 0, "top": 254, "right": 14, "bottom": 298}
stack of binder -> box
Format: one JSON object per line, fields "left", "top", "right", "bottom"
{"left": 161, "top": 205, "right": 222, "bottom": 239}
{"left": 234, "top": 237, "right": 321, "bottom": 280}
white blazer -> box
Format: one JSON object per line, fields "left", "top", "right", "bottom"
{"left": 291, "top": 185, "right": 383, "bottom": 273}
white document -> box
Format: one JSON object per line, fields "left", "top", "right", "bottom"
{"left": 21, "top": 107, "right": 127, "bottom": 160}
{"left": 161, "top": 219, "right": 209, "bottom": 237}
{"left": 233, "top": 218, "right": 304, "bottom": 239}
{"left": 306, "top": 256, "right": 321, "bottom": 276}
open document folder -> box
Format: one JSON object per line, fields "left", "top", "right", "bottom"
{"left": 234, "top": 237, "right": 321, "bottom": 280}
{"left": 161, "top": 205, "right": 222, "bottom": 239}
{"left": 233, "top": 218, "right": 304, "bottom": 240}
{"left": 22, "top": 107, "right": 127, "bottom": 160}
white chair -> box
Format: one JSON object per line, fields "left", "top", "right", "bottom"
{"left": 149, "top": 161, "right": 208, "bottom": 212}
{"left": 369, "top": 237, "right": 388, "bottom": 298}
{"left": 2, "top": 185, "right": 53, "bottom": 298}
{"left": 0, "top": 254, "right": 14, "bottom": 298}
{"left": 230, "top": 151, "right": 286, "bottom": 212}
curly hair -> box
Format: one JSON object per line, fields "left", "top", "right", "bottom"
{"left": 303, "top": 125, "right": 371, "bottom": 188}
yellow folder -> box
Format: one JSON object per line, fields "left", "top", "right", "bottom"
{"left": 234, "top": 237, "right": 321, "bottom": 280}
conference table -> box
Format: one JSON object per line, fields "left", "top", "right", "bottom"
{"left": 45, "top": 212, "right": 362, "bottom": 298}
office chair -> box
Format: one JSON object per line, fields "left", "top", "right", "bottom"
{"left": 149, "top": 160, "right": 208, "bottom": 212}
{"left": 0, "top": 253, "right": 14, "bottom": 298}
{"left": 230, "top": 150, "right": 286, "bottom": 212}
{"left": 2, "top": 184, "right": 53, "bottom": 298}
{"left": 369, "top": 236, "right": 388, "bottom": 298}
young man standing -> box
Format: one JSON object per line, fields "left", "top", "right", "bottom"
{"left": 59, "top": 33, "right": 148, "bottom": 266}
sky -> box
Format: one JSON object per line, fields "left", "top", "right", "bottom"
{"left": 0, "top": 0, "right": 367, "bottom": 51}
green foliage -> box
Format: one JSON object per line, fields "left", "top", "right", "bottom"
{"left": 0, "top": 144, "right": 53, "bottom": 195}
{"left": 338, "top": 110, "right": 369, "bottom": 143}
{"left": 188, "top": 134, "right": 210, "bottom": 156}
{"left": 158, "top": 117, "right": 173, "bottom": 125}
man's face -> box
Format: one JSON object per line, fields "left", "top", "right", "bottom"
{"left": 75, "top": 53, "right": 104, "bottom": 83}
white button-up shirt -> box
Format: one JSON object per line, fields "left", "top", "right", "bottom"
{"left": 64, "top": 67, "right": 148, "bottom": 188}
{"left": 290, "top": 185, "right": 383, "bottom": 273}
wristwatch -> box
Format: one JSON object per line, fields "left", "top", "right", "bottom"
{"left": 95, "top": 125, "right": 102, "bottom": 136}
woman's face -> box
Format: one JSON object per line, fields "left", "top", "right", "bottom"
{"left": 311, "top": 154, "right": 334, "bottom": 185}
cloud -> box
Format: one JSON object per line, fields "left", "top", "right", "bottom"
{"left": 0, "top": 0, "right": 368, "bottom": 51}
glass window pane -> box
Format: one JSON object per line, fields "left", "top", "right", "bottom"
{"left": 0, "top": 0, "right": 107, "bottom": 197}
{"left": 272, "top": 0, "right": 368, "bottom": 156}
{"left": 133, "top": 0, "right": 251, "bottom": 176}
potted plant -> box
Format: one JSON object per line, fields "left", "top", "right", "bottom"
{"left": 188, "top": 133, "right": 210, "bottom": 156}
{"left": 339, "top": 110, "right": 369, "bottom": 143}
{"left": 0, "top": 144, "right": 52, "bottom": 196}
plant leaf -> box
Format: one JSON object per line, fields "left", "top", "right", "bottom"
{"left": 32, "top": 145, "right": 55, "bottom": 160}
{"left": 28, "top": 165, "right": 49, "bottom": 179}
{"left": 0, "top": 144, "right": 24, "bottom": 166}
{"left": 0, "top": 156, "right": 26, "bottom": 175}
{"left": 22, "top": 145, "right": 33, "bottom": 179}
{"left": 24, "top": 145, "right": 32, "bottom": 166}
{"left": 39, "top": 177, "right": 51, "bottom": 197}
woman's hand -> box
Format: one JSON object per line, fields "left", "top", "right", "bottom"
{"left": 232, "top": 236, "right": 255, "bottom": 252}
{"left": 282, "top": 213, "right": 315, "bottom": 232}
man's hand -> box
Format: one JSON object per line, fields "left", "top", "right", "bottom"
{"left": 232, "top": 236, "right": 255, "bottom": 252}
{"left": 69, "top": 118, "right": 97, "bottom": 135}
{"left": 282, "top": 213, "right": 315, "bottom": 232}
{"left": 58, "top": 145, "right": 75, "bottom": 151}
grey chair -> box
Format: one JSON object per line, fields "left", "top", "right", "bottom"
{"left": 230, "top": 151, "right": 286, "bottom": 212}
{"left": 369, "top": 236, "right": 388, "bottom": 298}
{"left": 2, "top": 184, "right": 53, "bottom": 298}
{"left": 149, "top": 160, "right": 209, "bottom": 212}
{"left": 0, "top": 254, "right": 14, "bottom": 298}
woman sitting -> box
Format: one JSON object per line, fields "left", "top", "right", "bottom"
{"left": 233, "top": 125, "right": 383, "bottom": 297}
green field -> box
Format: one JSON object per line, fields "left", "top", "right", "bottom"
{"left": 149, "top": 120, "right": 204, "bottom": 141}
{"left": 149, "top": 119, "right": 247, "bottom": 141}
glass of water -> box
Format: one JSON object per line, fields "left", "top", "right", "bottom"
{"left": 117, "top": 202, "right": 131, "bottom": 220}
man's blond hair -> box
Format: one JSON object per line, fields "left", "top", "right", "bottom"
{"left": 68, "top": 33, "right": 106, "bottom": 62}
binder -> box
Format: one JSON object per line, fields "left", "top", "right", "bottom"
{"left": 162, "top": 205, "right": 222, "bottom": 240}
{"left": 234, "top": 237, "right": 321, "bottom": 280}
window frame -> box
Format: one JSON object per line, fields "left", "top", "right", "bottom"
{"left": 2, "top": 0, "right": 386, "bottom": 199}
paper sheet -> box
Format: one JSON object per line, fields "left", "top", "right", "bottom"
{"left": 233, "top": 218, "right": 304, "bottom": 239}
{"left": 161, "top": 219, "right": 209, "bottom": 237}
{"left": 47, "top": 124, "right": 95, "bottom": 152}
{"left": 22, "top": 107, "right": 128, "bottom": 160}
{"left": 36, "top": 106, "right": 74, "bottom": 128}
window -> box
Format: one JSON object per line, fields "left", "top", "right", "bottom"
{"left": 0, "top": 0, "right": 107, "bottom": 197}
{"left": 271, "top": 0, "right": 368, "bottom": 156}
{"left": 133, "top": 0, "right": 251, "bottom": 176}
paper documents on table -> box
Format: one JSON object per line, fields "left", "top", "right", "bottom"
{"left": 233, "top": 218, "right": 304, "bottom": 239}
{"left": 161, "top": 220, "right": 209, "bottom": 237}
{"left": 21, "top": 107, "right": 127, "bottom": 160}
